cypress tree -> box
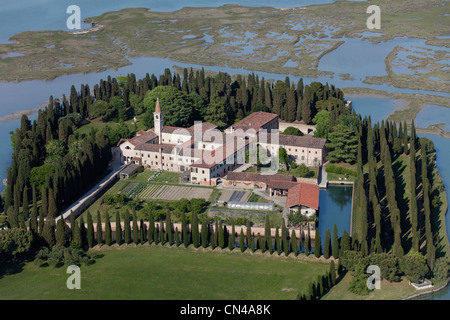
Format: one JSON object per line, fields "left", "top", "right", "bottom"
{"left": 330, "top": 261, "right": 336, "bottom": 286}
{"left": 250, "top": 233, "right": 255, "bottom": 253}
{"left": 148, "top": 212, "right": 155, "bottom": 244}
{"left": 124, "top": 210, "right": 131, "bottom": 244}
{"left": 219, "top": 221, "right": 225, "bottom": 249}
{"left": 55, "top": 218, "right": 68, "bottom": 246}
{"left": 275, "top": 227, "right": 280, "bottom": 255}
{"left": 324, "top": 229, "right": 331, "bottom": 259}
{"left": 213, "top": 220, "right": 219, "bottom": 249}
{"left": 191, "top": 211, "right": 199, "bottom": 248}
{"left": 79, "top": 216, "right": 87, "bottom": 249}
{"left": 22, "top": 187, "right": 29, "bottom": 218}
{"left": 246, "top": 220, "right": 252, "bottom": 247}
{"left": 43, "top": 219, "right": 56, "bottom": 249}
{"left": 230, "top": 222, "right": 236, "bottom": 250}
{"left": 104, "top": 212, "right": 111, "bottom": 246}
{"left": 201, "top": 220, "right": 208, "bottom": 248}
{"left": 305, "top": 226, "right": 311, "bottom": 256}
{"left": 257, "top": 233, "right": 263, "bottom": 252}
{"left": 38, "top": 207, "right": 45, "bottom": 236}
{"left": 72, "top": 220, "right": 81, "bottom": 248}
{"left": 410, "top": 143, "right": 419, "bottom": 252}
{"left": 87, "top": 211, "right": 94, "bottom": 248}
{"left": 314, "top": 228, "right": 321, "bottom": 258}
{"left": 182, "top": 213, "right": 188, "bottom": 248}
{"left": 281, "top": 219, "right": 289, "bottom": 256}
{"left": 290, "top": 229, "right": 298, "bottom": 257}
{"left": 41, "top": 185, "right": 48, "bottom": 217}
{"left": 264, "top": 214, "right": 272, "bottom": 254}
{"left": 166, "top": 211, "right": 173, "bottom": 246}
{"left": 115, "top": 211, "right": 122, "bottom": 244}
{"left": 175, "top": 227, "right": 180, "bottom": 247}
{"left": 140, "top": 219, "right": 146, "bottom": 243}
{"left": 132, "top": 211, "right": 139, "bottom": 244}
{"left": 159, "top": 222, "right": 165, "bottom": 245}
{"left": 240, "top": 228, "right": 245, "bottom": 253}
{"left": 96, "top": 211, "right": 103, "bottom": 245}
{"left": 332, "top": 224, "right": 339, "bottom": 259}
{"left": 69, "top": 211, "right": 75, "bottom": 240}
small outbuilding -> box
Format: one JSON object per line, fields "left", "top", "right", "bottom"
{"left": 119, "top": 163, "right": 140, "bottom": 180}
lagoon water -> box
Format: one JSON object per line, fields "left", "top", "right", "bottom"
{"left": 0, "top": 0, "right": 364, "bottom": 44}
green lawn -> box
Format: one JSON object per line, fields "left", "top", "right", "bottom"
{"left": 0, "top": 245, "right": 330, "bottom": 300}
{"left": 322, "top": 272, "right": 419, "bottom": 300}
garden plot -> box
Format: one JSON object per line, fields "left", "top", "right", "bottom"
{"left": 218, "top": 189, "right": 251, "bottom": 202}
{"left": 137, "top": 184, "right": 213, "bottom": 201}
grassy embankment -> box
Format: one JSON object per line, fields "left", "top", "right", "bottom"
{"left": 0, "top": 244, "right": 331, "bottom": 300}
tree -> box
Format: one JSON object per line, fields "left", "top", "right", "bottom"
{"left": 348, "top": 262, "right": 370, "bottom": 296}
{"left": 240, "top": 228, "right": 245, "bottom": 253}
{"left": 324, "top": 229, "right": 331, "bottom": 259}
{"left": 115, "top": 211, "right": 122, "bottom": 245}
{"left": 0, "top": 228, "right": 33, "bottom": 261}
{"left": 182, "top": 212, "right": 188, "bottom": 248}
{"left": 201, "top": 219, "right": 208, "bottom": 248}
{"left": 281, "top": 219, "right": 289, "bottom": 256}
{"left": 312, "top": 110, "right": 330, "bottom": 139}
{"left": 264, "top": 214, "right": 272, "bottom": 254}
{"left": 314, "top": 228, "right": 321, "bottom": 258}
{"left": 104, "top": 212, "right": 111, "bottom": 246}
{"left": 96, "top": 211, "right": 103, "bottom": 245}
{"left": 399, "top": 251, "right": 429, "bottom": 282}
{"left": 87, "top": 211, "right": 94, "bottom": 248}
{"left": 191, "top": 211, "right": 199, "bottom": 248}
{"left": 124, "top": 210, "right": 131, "bottom": 244}
{"left": 143, "top": 86, "right": 194, "bottom": 128}
{"left": 325, "top": 124, "right": 358, "bottom": 163}
{"left": 55, "top": 218, "right": 68, "bottom": 247}
{"left": 132, "top": 211, "right": 139, "bottom": 244}
{"left": 329, "top": 261, "right": 336, "bottom": 286}
{"left": 282, "top": 127, "right": 303, "bottom": 136}
{"left": 42, "top": 220, "right": 56, "bottom": 249}
{"left": 332, "top": 224, "right": 339, "bottom": 259}
{"left": 147, "top": 211, "right": 155, "bottom": 245}
{"left": 166, "top": 211, "right": 173, "bottom": 246}
{"left": 290, "top": 229, "right": 298, "bottom": 257}
{"left": 219, "top": 221, "right": 225, "bottom": 249}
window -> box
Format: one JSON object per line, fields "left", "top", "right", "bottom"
{"left": 125, "top": 146, "right": 131, "bottom": 150}
{"left": 315, "top": 151, "right": 317, "bottom": 154}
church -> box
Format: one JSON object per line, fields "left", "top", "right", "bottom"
{"left": 114, "top": 99, "right": 326, "bottom": 186}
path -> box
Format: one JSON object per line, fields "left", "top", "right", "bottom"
{"left": 318, "top": 164, "right": 328, "bottom": 189}
{"left": 56, "top": 161, "right": 126, "bottom": 222}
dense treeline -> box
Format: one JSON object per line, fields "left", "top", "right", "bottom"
{"left": 4, "top": 104, "right": 111, "bottom": 228}
{"left": 351, "top": 117, "right": 445, "bottom": 278}
{"left": 2, "top": 67, "right": 349, "bottom": 228}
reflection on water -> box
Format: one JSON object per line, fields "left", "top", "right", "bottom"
{"left": 318, "top": 186, "right": 353, "bottom": 241}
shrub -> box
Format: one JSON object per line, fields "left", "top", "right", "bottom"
{"left": 432, "top": 257, "right": 449, "bottom": 281}
{"left": 325, "top": 165, "right": 357, "bottom": 177}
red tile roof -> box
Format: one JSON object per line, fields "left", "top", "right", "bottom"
{"left": 228, "top": 111, "right": 278, "bottom": 132}
{"left": 286, "top": 183, "right": 320, "bottom": 210}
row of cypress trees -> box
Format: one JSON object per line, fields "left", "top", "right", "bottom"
{"left": 352, "top": 117, "right": 439, "bottom": 270}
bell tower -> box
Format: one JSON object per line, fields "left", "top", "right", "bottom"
{"left": 154, "top": 98, "right": 163, "bottom": 144}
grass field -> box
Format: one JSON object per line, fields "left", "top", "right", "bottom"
{"left": 0, "top": 245, "right": 330, "bottom": 300}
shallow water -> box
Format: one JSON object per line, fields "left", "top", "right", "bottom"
{"left": 416, "top": 105, "right": 450, "bottom": 132}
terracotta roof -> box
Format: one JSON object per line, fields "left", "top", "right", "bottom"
{"left": 263, "top": 134, "right": 326, "bottom": 149}
{"left": 228, "top": 111, "right": 278, "bottom": 132}
{"left": 134, "top": 143, "right": 175, "bottom": 154}
{"left": 267, "top": 180, "right": 300, "bottom": 190}
{"left": 225, "top": 171, "right": 296, "bottom": 185}
{"left": 286, "top": 183, "right": 320, "bottom": 210}
{"left": 190, "top": 137, "right": 250, "bottom": 169}
{"left": 155, "top": 98, "right": 161, "bottom": 113}
{"left": 125, "top": 130, "right": 158, "bottom": 146}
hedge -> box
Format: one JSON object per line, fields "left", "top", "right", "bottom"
{"left": 325, "top": 165, "right": 357, "bottom": 177}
